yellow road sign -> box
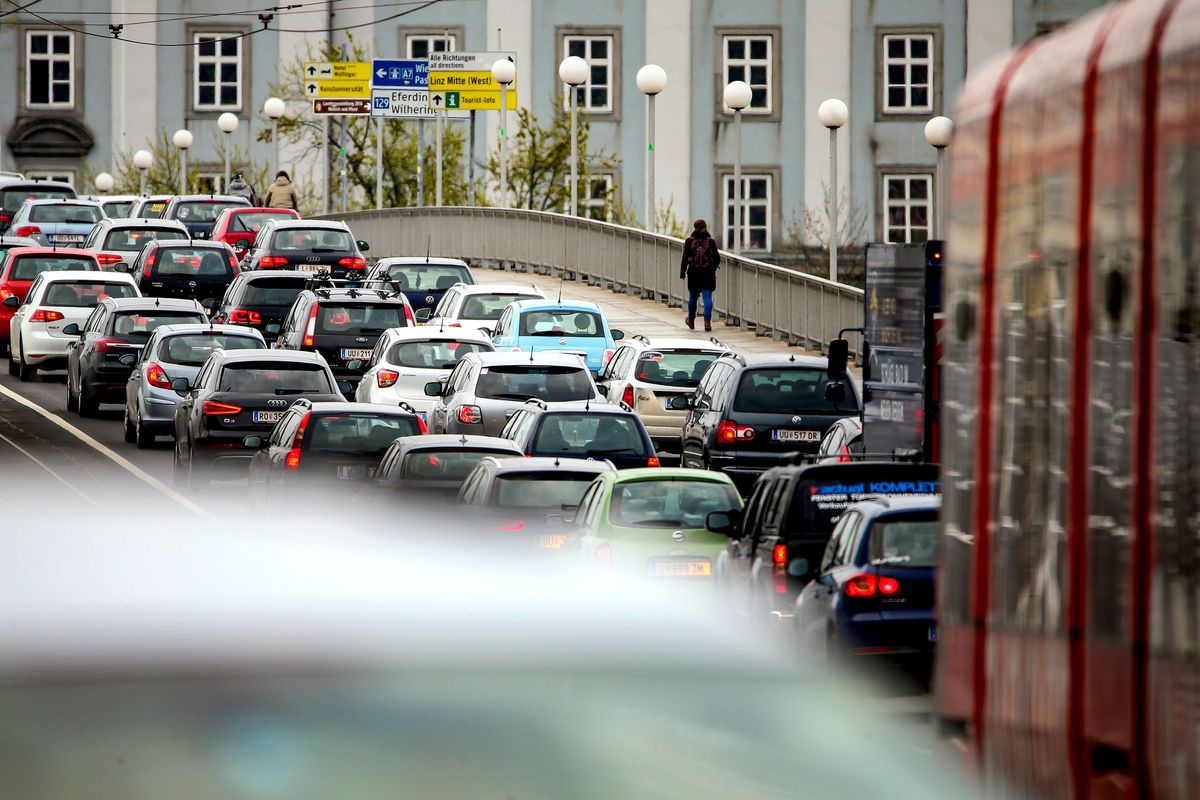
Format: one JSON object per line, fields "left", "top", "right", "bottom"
{"left": 427, "top": 70, "right": 514, "bottom": 92}
{"left": 302, "top": 61, "right": 371, "bottom": 81}
{"left": 303, "top": 79, "right": 371, "bottom": 99}
{"left": 428, "top": 90, "right": 517, "bottom": 111}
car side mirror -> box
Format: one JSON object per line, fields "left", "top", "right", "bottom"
{"left": 415, "top": 308, "right": 432, "bottom": 322}
{"left": 201, "top": 298, "right": 218, "bottom": 312}
{"left": 62, "top": 323, "right": 81, "bottom": 336}
{"left": 595, "top": 385, "right": 609, "bottom": 397}
{"left": 265, "top": 323, "right": 281, "bottom": 335}
{"left": 114, "top": 262, "right": 131, "bottom": 273}
{"left": 826, "top": 337, "right": 850, "bottom": 381}
{"left": 356, "top": 240, "right": 370, "bottom": 252}
{"left": 705, "top": 509, "right": 742, "bottom": 536}
{"left": 424, "top": 380, "right": 445, "bottom": 397}
{"left": 610, "top": 328, "right": 624, "bottom": 341}
{"left": 118, "top": 353, "right": 137, "bottom": 367}
{"left": 336, "top": 379, "right": 354, "bottom": 396}
{"left": 346, "top": 359, "right": 364, "bottom": 370}
{"left": 1, "top": 295, "right": 18, "bottom": 308}
{"left": 666, "top": 395, "right": 691, "bottom": 411}
{"left": 170, "top": 377, "right": 191, "bottom": 395}
{"left": 242, "top": 434, "right": 264, "bottom": 449}
{"left": 824, "top": 382, "right": 846, "bottom": 404}
{"left": 787, "top": 557, "right": 810, "bottom": 578}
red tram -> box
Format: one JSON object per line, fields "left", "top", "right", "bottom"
{"left": 937, "top": 0, "right": 1200, "bottom": 797}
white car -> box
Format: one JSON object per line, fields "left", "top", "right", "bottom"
{"left": 8, "top": 270, "right": 140, "bottom": 380}
{"left": 355, "top": 325, "right": 495, "bottom": 415}
{"left": 424, "top": 282, "right": 545, "bottom": 332}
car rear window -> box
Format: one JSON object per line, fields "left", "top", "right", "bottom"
{"left": 519, "top": 309, "right": 603, "bottom": 337}
{"left": 383, "top": 264, "right": 470, "bottom": 291}
{"left": 493, "top": 472, "right": 598, "bottom": 509}
{"left": 475, "top": 365, "right": 592, "bottom": 402}
{"left": 217, "top": 363, "right": 331, "bottom": 393}
{"left": 733, "top": 367, "right": 858, "bottom": 415}
{"left": 387, "top": 339, "right": 490, "bottom": 369}
{"left": 635, "top": 350, "right": 721, "bottom": 388}
{"left": 104, "top": 228, "right": 187, "bottom": 252}
{"left": 172, "top": 201, "right": 245, "bottom": 223}
{"left": 43, "top": 281, "right": 137, "bottom": 307}
{"left": 609, "top": 480, "right": 740, "bottom": 529}
{"left": 110, "top": 310, "right": 207, "bottom": 341}
{"left": 273, "top": 228, "right": 352, "bottom": 252}
{"left": 153, "top": 248, "right": 233, "bottom": 278}
{"left": 402, "top": 449, "right": 516, "bottom": 481}
{"left": 138, "top": 201, "right": 169, "bottom": 219}
{"left": 228, "top": 211, "right": 294, "bottom": 233}
{"left": 101, "top": 201, "right": 134, "bottom": 218}
{"left": 460, "top": 293, "right": 536, "bottom": 320}
{"left": 10, "top": 256, "right": 98, "bottom": 280}
{"left": 28, "top": 204, "right": 101, "bottom": 224}
{"left": 241, "top": 279, "right": 307, "bottom": 307}
{"left": 305, "top": 414, "right": 420, "bottom": 455}
{"left": 2, "top": 188, "right": 73, "bottom": 209}
{"left": 158, "top": 333, "right": 261, "bottom": 366}
{"left": 531, "top": 414, "right": 647, "bottom": 458}
{"left": 316, "top": 304, "right": 405, "bottom": 335}
{"left": 869, "top": 515, "right": 939, "bottom": 568}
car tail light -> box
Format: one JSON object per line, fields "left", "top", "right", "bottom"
{"left": 602, "top": 348, "right": 615, "bottom": 365}
{"left": 596, "top": 543, "right": 611, "bottom": 561}
{"left": 878, "top": 576, "right": 901, "bottom": 596}
{"left": 773, "top": 544, "right": 788, "bottom": 565}
{"left": 228, "top": 255, "right": 239, "bottom": 271}
{"left": 29, "top": 309, "right": 64, "bottom": 322}
{"left": 302, "top": 303, "right": 318, "bottom": 348}
{"left": 647, "top": 456, "right": 660, "bottom": 467}
{"left": 284, "top": 412, "right": 310, "bottom": 470}
{"left": 621, "top": 384, "right": 634, "bottom": 406}
{"left": 202, "top": 400, "right": 242, "bottom": 415}
{"left": 338, "top": 257, "right": 365, "bottom": 270}
{"left": 844, "top": 574, "right": 879, "bottom": 598}
{"left": 416, "top": 415, "right": 428, "bottom": 434}
{"left": 447, "top": 322, "right": 461, "bottom": 328}
{"left": 97, "top": 253, "right": 124, "bottom": 266}
{"left": 838, "top": 445, "right": 852, "bottom": 463}
{"left": 145, "top": 362, "right": 172, "bottom": 389}
{"left": 229, "top": 309, "right": 263, "bottom": 325}
{"left": 258, "top": 256, "right": 289, "bottom": 268}
{"left": 403, "top": 304, "right": 415, "bottom": 325}
{"left": 377, "top": 369, "right": 399, "bottom": 388}
{"left": 457, "top": 405, "right": 482, "bottom": 424}
{"left": 94, "top": 337, "right": 131, "bottom": 353}
{"left": 14, "top": 225, "right": 40, "bottom": 237}
{"left": 717, "top": 419, "right": 755, "bottom": 443}
{"left": 496, "top": 519, "right": 526, "bottom": 532}
{"left": 0, "top": 214, "right": 10, "bottom": 225}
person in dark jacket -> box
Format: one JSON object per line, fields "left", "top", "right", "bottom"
{"left": 679, "top": 219, "right": 720, "bottom": 331}
{"left": 227, "top": 172, "right": 255, "bottom": 203}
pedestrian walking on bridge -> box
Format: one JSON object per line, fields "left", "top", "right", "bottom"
{"left": 680, "top": 218, "right": 720, "bottom": 332}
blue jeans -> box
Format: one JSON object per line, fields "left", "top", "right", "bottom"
{"left": 688, "top": 289, "right": 713, "bottom": 321}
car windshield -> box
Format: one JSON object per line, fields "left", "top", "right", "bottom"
{"left": 158, "top": 333, "right": 261, "bottom": 366}
{"left": 172, "top": 201, "right": 245, "bottom": 223}
{"left": 2, "top": 189, "right": 73, "bottom": 208}
{"left": 10, "top": 256, "right": 97, "bottom": 280}
{"left": 387, "top": 339, "right": 491, "bottom": 369}
{"left": 609, "top": 480, "right": 741, "bottom": 529}
{"left": 104, "top": 228, "right": 187, "bottom": 252}
{"left": 316, "top": 304, "right": 405, "bottom": 335}
{"left": 733, "top": 368, "right": 858, "bottom": 414}
{"left": 383, "top": 264, "right": 471, "bottom": 292}
{"left": 138, "top": 201, "right": 169, "bottom": 219}
{"left": 460, "top": 293, "right": 537, "bottom": 320}
{"left": 402, "top": 449, "right": 516, "bottom": 481}
{"left": 217, "top": 363, "right": 331, "bottom": 393}
{"left": 153, "top": 248, "right": 233, "bottom": 278}
{"left": 241, "top": 279, "right": 307, "bottom": 307}
{"left": 531, "top": 414, "right": 647, "bottom": 458}
{"left": 274, "top": 229, "right": 352, "bottom": 252}
{"left": 305, "top": 414, "right": 420, "bottom": 456}
{"left": 43, "top": 281, "right": 137, "bottom": 307}
{"left": 635, "top": 350, "right": 721, "bottom": 388}
{"left": 110, "top": 310, "right": 207, "bottom": 342}
{"left": 519, "top": 309, "right": 603, "bottom": 337}
{"left": 101, "top": 201, "right": 134, "bottom": 218}
{"left": 230, "top": 211, "right": 294, "bottom": 233}
{"left": 28, "top": 204, "right": 101, "bottom": 224}
{"left": 869, "top": 515, "right": 939, "bottom": 567}
{"left": 475, "top": 365, "right": 593, "bottom": 402}
{"left": 493, "top": 472, "right": 598, "bottom": 509}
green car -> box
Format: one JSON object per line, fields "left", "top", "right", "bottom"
{"left": 572, "top": 468, "right": 743, "bottom": 581}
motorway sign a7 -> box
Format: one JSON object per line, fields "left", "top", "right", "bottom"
{"left": 372, "top": 59, "right": 428, "bottom": 89}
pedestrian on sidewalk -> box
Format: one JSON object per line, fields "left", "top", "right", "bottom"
{"left": 227, "top": 172, "right": 255, "bottom": 203}
{"left": 680, "top": 218, "right": 720, "bottom": 332}
{"left": 264, "top": 170, "right": 300, "bottom": 211}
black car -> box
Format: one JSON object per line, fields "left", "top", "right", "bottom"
{"left": 64, "top": 297, "right": 207, "bottom": 416}
{"left": 211, "top": 270, "right": 310, "bottom": 338}
{"left": 677, "top": 352, "right": 861, "bottom": 492}
{"left": 274, "top": 286, "right": 413, "bottom": 390}
{"left": 499, "top": 400, "right": 659, "bottom": 471}
{"left": 131, "top": 240, "right": 240, "bottom": 307}
{"left": 246, "top": 399, "right": 425, "bottom": 505}
{"left": 364, "top": 257, "right": 475, "bottom": 317}
{"left": 243, "top": 219, "right": 369, "bottom": 280}
{"left": 0, "top": 181, "right": 75, "bottom": 234}
{"left": 365, "top": 434, "right": 524, "bottom": 502}
{"left": 171, "top": 349, "right": 347, "bottom": 488}
{"left": 161, "top": 195, "right": 251, "bottom": 239}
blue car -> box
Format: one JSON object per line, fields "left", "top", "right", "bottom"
{"left": 489, "top": 299, "right": 624, "bottom": 376}
{"left": 365, "top": 257, "right": 476, "bottom": 318}
{"left": 7, "top": 198, "right": 104, "bottom": 247}
{"left": 792, "top": 495, "right": 940, "bottom": 664}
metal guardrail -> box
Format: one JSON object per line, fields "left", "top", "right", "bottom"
{"left": 321, "top": 207, "right": 863, "bottom": 353}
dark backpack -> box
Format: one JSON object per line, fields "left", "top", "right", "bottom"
{"left": 690, "top": 236, "right": 717, "bottom": 272}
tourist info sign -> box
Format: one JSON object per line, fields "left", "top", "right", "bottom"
{"left": 427, "top": 51, "right": 518, "bottom": 111}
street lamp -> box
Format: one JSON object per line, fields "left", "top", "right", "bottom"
{"left": 94, "top": 172, "right": 114, "bottom": 195}
{"left": 818, "top": 98, "right": 848, "bottom": 282}
{"left": 558, "top": 55, "right": 588, "bottom": 217}
{"left": 491, "top": 58, "right": 516, "bottom": 208}
{"left": 636, "top": 64, "right": 667, "bottom": 231}
{"left": 132, "top": 148, "right": 152, "bottom": 195}
{"left": 924, "top": 115, "right": 953, "bottom": 240}
{"left": 217, "top": 112, "right": 239, "bottom": 193}
{"left": 263, "top": 96, "right": 285, "bottom": 175}
{"left": 723, "top": 80, "right": 752, "bottom": 255}
{"left": 172, "top": 128, "right": 193, "bottom": 196}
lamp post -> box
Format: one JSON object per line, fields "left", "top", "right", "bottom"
{"left": 263, "top": 97, "right": 285, "bottom": 175}
{"left": 94, "top": 172, "right": 114, "bottom": 195}
{"left": 723, "top": 81, "right": 752, "bottom": 254}
{"left": 637, "top": 64, "right": 667, "bottom": 230}
{"left": 924, "top": 115, "right": 953, "bottom": 241}
{"left": 818, "top": 99, "right": 848, "bottom": 282}
{"left": 133, "top": 149, "right": 152, "bottom": 195}
{"left": 558, "top": 55, "right": 588, "bottom": 216}
{"left": 217, "top": 112, "right": 238, "bottom": 193}
{"left": 491, "top": 58, "right": 516, "bottom": 208}
{"left": 172, "top": 129, "right": 193, "bottom": 196}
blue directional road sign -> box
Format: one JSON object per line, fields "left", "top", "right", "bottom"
{"left": 371, "top": 59, "right": 428, "bottom": 89}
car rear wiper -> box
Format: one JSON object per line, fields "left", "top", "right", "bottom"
{"left": 489, "top": 392, "right": 535, "bottom": 401}
{"left": 310, "top": 247, "right": 342, "bottom": 253}
{"left": 356, "top": 327, "right": 388, "bottom": 333}
{"left": 587, "top": 447, "right": 639, "bottom": 455}
{"left": 528, "top": 331, "right": 570, "bottom": 337}
{"left": 273, "top": 387, "right": 313, "bottom": 395}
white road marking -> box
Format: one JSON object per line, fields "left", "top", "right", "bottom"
{"left": 0, "top": 430, "right": 101, "bottom": 507}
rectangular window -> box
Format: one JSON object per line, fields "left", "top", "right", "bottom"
{"left": 26, "top": 31, "right": 74, "bottom": 108}
{"left": 196, "top": 173, "right": 224, "bottom": 194}
{"left": 565, "top": 173, "right": 614, "bottom": 221}
{"left": 722, "top": 34, "right": 771, "bottom": 113}
{"left": 406, "top": 33, "right": 456, "bottom": 59}
{"left": 195, "top": 33, "right": 242, "bottom": 110}
{"left": 881, "top": 33, "right": 934, "bottom": 113}
{"left": 882, "top": 173, "right": 932, "bottom": 243}
{"left": 563, "top": 35, "right": 614, "bottom": 113}
{"left": 26, "top": 170, "right": 74, "bottom": 186}
{"left": 723, "top": 174, "right": 772, "bottom": 251}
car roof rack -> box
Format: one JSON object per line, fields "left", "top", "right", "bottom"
{"left": 709, "top": 336, "right": 729, "bottom": 348}
{"left": 523, "top": 397, "right": 549, "bottom": 410}
{"left": 717, "top": 351, "right": 746, "bottom": 364}
{"left": 616, "top": 400, "right": 635, "bottom": 413}
{"left": 632, "top": 334, "right": 650, "bottom": 344}
{"left": 397, "top": 401, "right": 417, "bottom": 414}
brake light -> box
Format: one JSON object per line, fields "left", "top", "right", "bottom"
{"left": 0, "top": 214, "right": 10, "bottom": 224}
{"left": 844, "top": 574, "right": 878, "bottom": 598}
{"left": 602, "top": 348, "right": 615, "bottom": 365}
{"left": 338, "top": 257, "right": 366, "bottom": 270}
{"left": 14, "top": 225, "right": 40, "bottom": 237}
{"left": 878, "top": 576, "right": 901, "bottom": 596}
{"left": 302, "top": 303, "right": 318, "bottom": 348}
{"left": 258, "top": 256, "right": 289, "bottom": 268}
{"left": 228, "top": 255, "right": 239, "bottom": 271}
{"left": 202, "top": 400, "right": 242, "bottom": 415}
{"left": 448, "top": 322, "right": 461, "bottom": 328}
{"left": 621, "top": 384, "right": 634, "bottom": 406}
{"left": 416, "top": 415, "right": 428, "bottom": 433}
{"left": 773, "top": 544, "right": 788, "bottom": 565}
{"left": 97, "top": 253, "right": 124, "bottom": 266}
{"left": 284, "top": 412, "right": 309, "bottom": 469}
{"left": 496, "top": 519, "right": 526, "bottom": 532}
{"left": 229, "top": 309, "right": 263, "bottom": 325}
{"left": 145, "top": 362, "right": 172, "bottom": 389}
{"left": 838, "top": 445, "right": 852, "bottom": 463}
{"left": 29, "top": 309, "right": 64, "bottom": 322}
{"left": 291, "top": 412, "right": 309, "bottom": 447}
{"left": 717, "top": 419, "right": 755, "bottom": 443}
{"left": 457, "top": 405, "right": 482, "bottom": 424}
{"left": 404, "top": 304, "right": 415, "bottom": 325}
{"left": 94, "top": 337, "right": 131, "bottom": 353}
{"left": 647, "top": 456, "right": 660, "bottom": 467}
{"left": 377, "top": 369, "right": 399, "bottom": 388}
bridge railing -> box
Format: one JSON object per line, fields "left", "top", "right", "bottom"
{"left": 322, "top": 207, "right": 863, "bottom": 352}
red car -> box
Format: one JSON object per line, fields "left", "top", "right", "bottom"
{"left": 0, "top": 247, "right": 101, "bottom": 354}
{"left": 210, "top": 207, "right": 300, "bottom": 256}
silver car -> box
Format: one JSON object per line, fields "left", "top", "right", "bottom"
{"left": 425, "top": 350, "right": 605, "bottom": 437}
{"left": 7, "top": 198, "right": 104, "bottom": 247}
{"left": 82, "top": 217, "right": 190, "bottom": 272}
{"left": 123, "top": 322, "right": 265, "bottom": 448}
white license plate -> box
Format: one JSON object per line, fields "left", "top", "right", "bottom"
{"left": 337, "top": 464, "right": 374, "bottom": 480}
{"left": 651, "top": 560, "right": 711, "bottom": 577}
{"left": 252, "top": 410, "right": 284, "bottom": 423}
{"left": 50, "top": 235, "right": 83, "bottom": 243}
{"left": 340, "top": 348, "right": 373, "bottom": 360}
{"left": 539, "top": 534, "right": 567, "bottom": 550}
{"left": 297, "top": 262, "right": 325, "bottom": 272}
{"left": 772, "top": 429, "right": 821, "bottom": 442}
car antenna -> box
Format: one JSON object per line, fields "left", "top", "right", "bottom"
{"left": 425, "top": 235, "right": 431, "bottom": 263}
{"left": 459, "top": 434, "right": 468, "bottom": 446}
{"left": 554, "top": 456, "right": 560, "bottom": 467}
{"left": 557, "top": 275, "right": 564, "bottom": 303}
